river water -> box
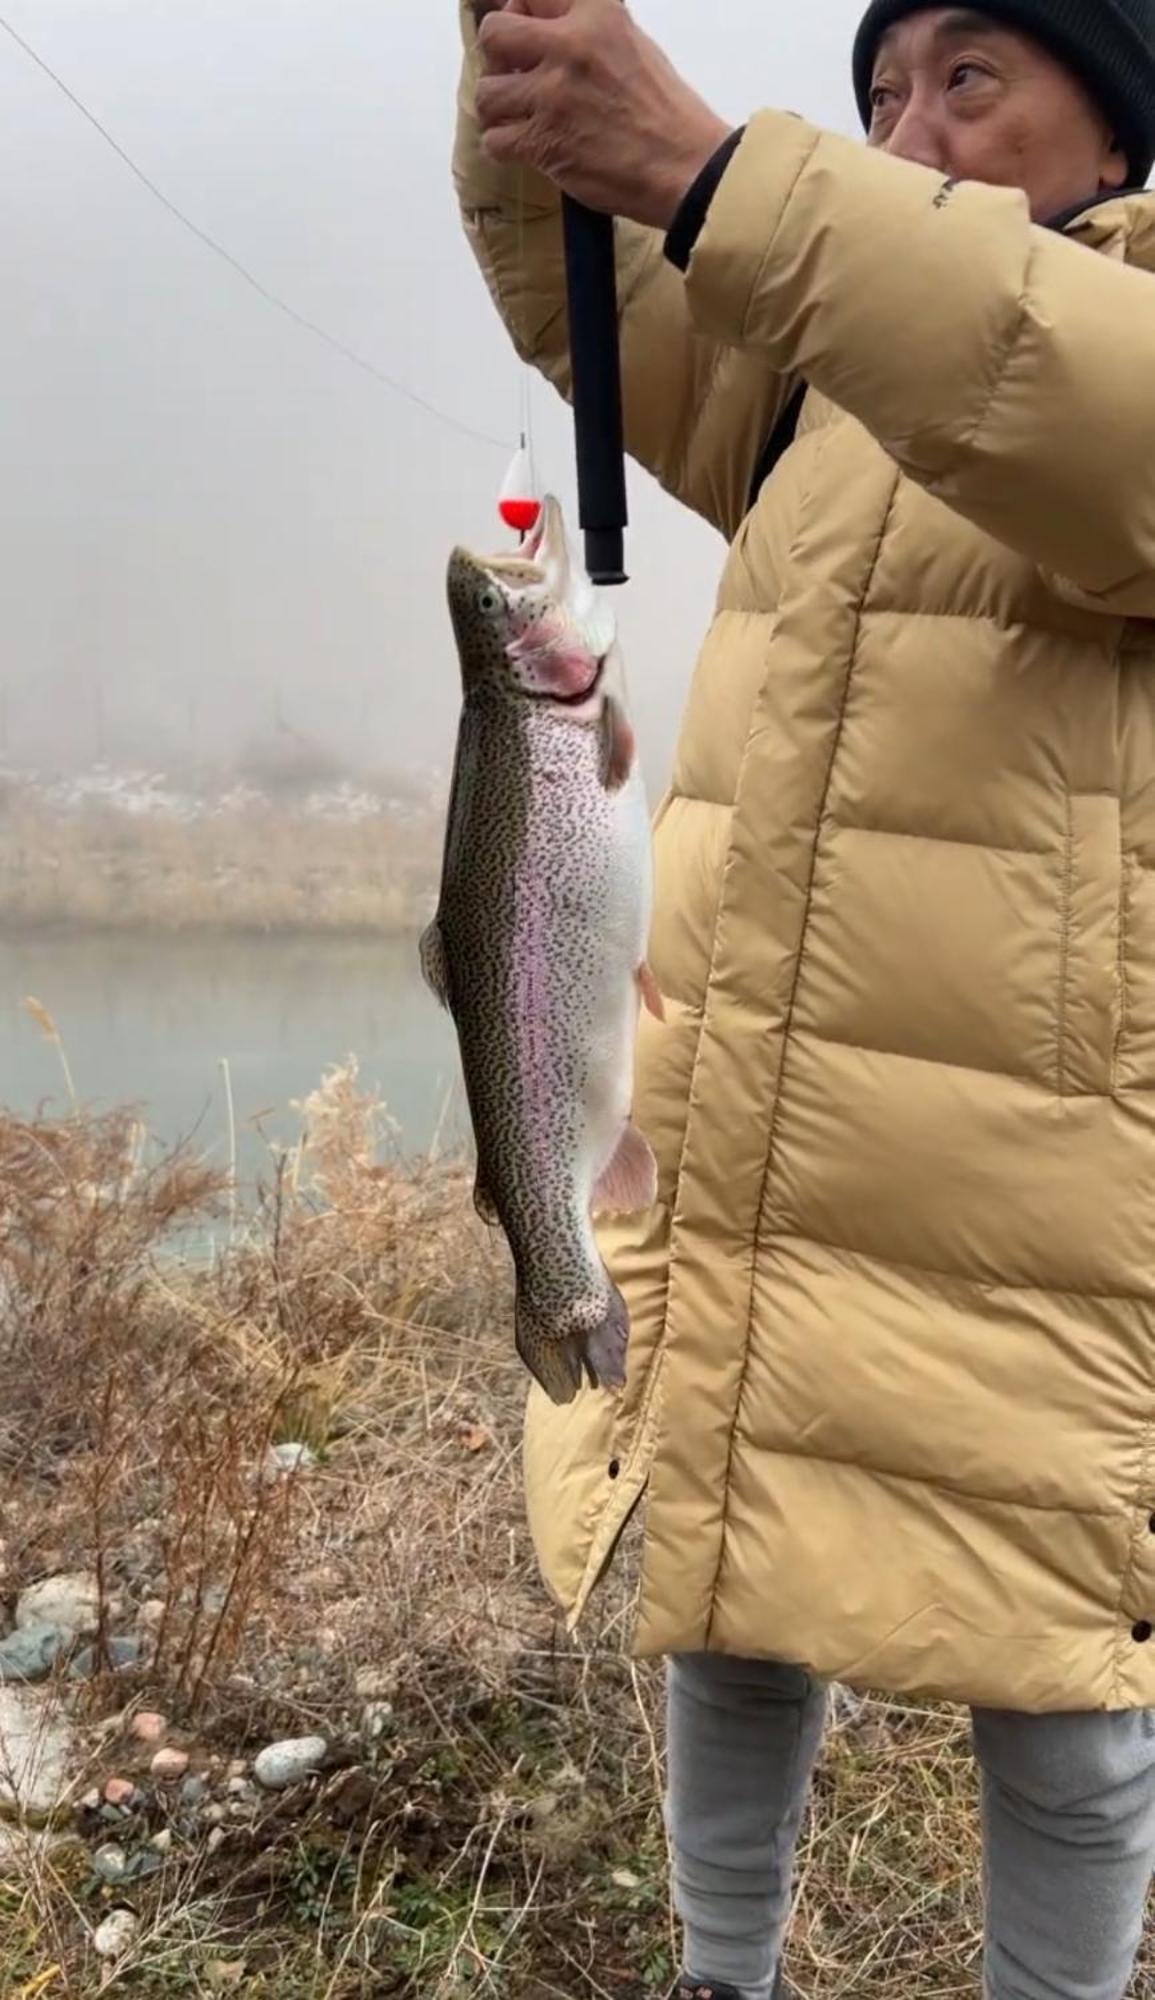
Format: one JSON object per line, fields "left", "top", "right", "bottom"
{"left": 0, "top": 929, "right": 465, "bottom": 1191}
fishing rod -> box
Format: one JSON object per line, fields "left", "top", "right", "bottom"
{"left": 560, "top": 196, "right": 629, "bottom": 587}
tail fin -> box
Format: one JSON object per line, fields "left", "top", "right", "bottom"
{"left": 515, "top": 1284, "right": 630, "bottom": 1407}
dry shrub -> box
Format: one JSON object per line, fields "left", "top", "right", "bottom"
{"left": 0, "top": 784, "right": 440, "bottom": 934}
{"left": 3, "top": 1064, "right": 1153, "bottom": 1996}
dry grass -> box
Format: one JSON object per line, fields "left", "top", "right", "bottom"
{"left": 0, "top": 1064, "right": 1153, "bottom": 1996}
{"left": 0, "top": 789, "right": 440, "bottom": 935}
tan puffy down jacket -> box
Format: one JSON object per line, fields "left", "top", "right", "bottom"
{"left": 453, "top": 4, "right": 1155, "bottom": 1711}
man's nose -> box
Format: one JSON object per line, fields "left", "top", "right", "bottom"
{"left": 882, "top": 98, "right": 949, "bottom": 172}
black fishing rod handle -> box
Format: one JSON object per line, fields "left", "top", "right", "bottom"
{"left": 561, "top": 195, "right": 628, "bottom": 587}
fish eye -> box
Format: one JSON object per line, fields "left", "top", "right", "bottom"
{"left": 477, "top": 586, "right": 502, "bottom": 617}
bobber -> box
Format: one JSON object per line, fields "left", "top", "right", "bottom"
{"left": 498, "top": 438, "right": 541, "bottom": 538}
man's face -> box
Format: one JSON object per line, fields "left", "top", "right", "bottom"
{"left": 867, "top": 7, "right": 1129, "bottom": 219}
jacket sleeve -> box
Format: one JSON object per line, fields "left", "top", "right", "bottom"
{"left": 452, "top": 3, "right": 796, "bottom": 542}
{"left": 681, "top": 110, "right": 1155, "bottom": 617}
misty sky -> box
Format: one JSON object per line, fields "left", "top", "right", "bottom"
{"left": 0, "top": 3, "right": 880, "bottom": 788}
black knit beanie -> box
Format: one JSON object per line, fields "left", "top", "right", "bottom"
{"left": 852, "top": 0, "right": 1155, "bottom": 183}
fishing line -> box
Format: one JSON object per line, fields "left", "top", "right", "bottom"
{"left": 0, "top": 10, "right": 511, "bottom": 455}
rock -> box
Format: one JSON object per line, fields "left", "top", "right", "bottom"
{"left": 131, "top": 1711, "right": 167, "bottom": 1745}
{"left": 361, "top": 1701, "right": 394, "bottom": 1742}
{"left": 0, "top": 1686, "right": 76, "bottom": 1821}
{"left": 17, "top": 1573, "right": 99, "bottom": 1639}
{"left": 93, "top": 1842, "right": 128, "bottom": 1883}
{"left": 262, "top": 1441, "right": 317, "bottom": 1481}
{"left": 179, "top": 1775, "right": 208, "bottom": 1807}
{"left": 93, "top": 1908, "right": 139, "bottom": 1960}
{"left": 207, "top": 1825, "right": 226, "bottom": 1852}
{"left": 69, "top": 1636, "right": 141, "bottom": 1680}
{"left": 225, "top": 1775, "right": 252, "bottom": 1800}
{"left": 354, "top": 1667, "right": 395, "bottom": 1701}
{"left": 151, "top": 1748, "right": 189, "bottom": 1783}
{"left": 226, "top": 1759, "right": 248, "bottom": 1780}
{"left": 151, "top": 1828, "right": 173, "bottom": 1855}
{"left": 80, "top": 1788, "right": 102, "bottom": 1813}
{"left": 204, "top": 1803, "right": 227, "bottom": 1826}
{"left": 103, "top": 1777, "right": 136, "bottom": 1809}
{"left": 0, "top": 1622, "right": 66, "bottom": 1684}
{"left": 253, "top": 1736, "right": 327, "bottom": 1791}
{"left": 137, "top": 1599, "right": 166, "bottom": 1633}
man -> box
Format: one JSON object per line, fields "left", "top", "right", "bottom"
{"left": 452, "top": 2, "right": 1155, "bottom": 1994}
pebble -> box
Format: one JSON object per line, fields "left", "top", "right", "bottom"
{"left": 93, "top": 1842, "right": 128, "bottom": 1883}
{"left": 0, "top": 1622, "right": 66, "bottom": 1684}
{"left": 253, "top": 1735, "right": 328, "bottom": 1791}
{"left": 151, "top": 1828, "right": 173, "bottom": 1855}
{"left": 131, "top": 1711, "right": 167, "bottom": 1745}
{"left": 204, "top": 1803, "right": 227, "bottom": 1826}
{"left": 179, "top": 1775, "right": 208, "bottom": 1807}
{"left": 226, "top": 1759, "right": 248, "bottom": 1780}
{"left": 16, "top": 1573, "right": 99, "bottom": 1640}
{"left": 137, "top": 1599, "right": 166, "bottom": 1632}
{"left": 93, "top": 1908, "right": 139, "bottom": 1960}
{"left": 69, "top": 1636, "right": 142, "bottom": 1680}
{"left": 362, "top": 1701, "right": 394, "bottom": 1741}
{"left": 80, "top": 1787, "right": 102, "bottom": 1813}
{"left": 150, "top": 1748, "right": 189, "bottom": 1783}
{"left": 207, "top": 1825, "right": 226, "bottom": 1853}
{"left": 262, "top": 1441, "right": 317, "bottom": 1481}
{"left": 226, "top": 1775, "right": 252, "bottom": 1799}
{"left": 103, "top": 1777, "right": 136, "bottom": 1809}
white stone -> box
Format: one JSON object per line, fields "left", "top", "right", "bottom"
{"left": 16, "top": 1573, "right": 99, "bottom": 1639}
{"left": 261, "top": 1442, "right": 317, "bottom": 1481}
{"left": 253, "top": 1735, "right": 327, "bottom": 1790}
{"left": 0, "top": 1686, "right": 76, "bottom": 1821}
{"left": 93, "top": 1908, "right": 139, "bottom": 1960}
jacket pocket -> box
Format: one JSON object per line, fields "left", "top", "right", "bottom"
{"left": 1057, "top": 793, "right": 1123, "bottom": 1096}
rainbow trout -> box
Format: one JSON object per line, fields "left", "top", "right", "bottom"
{"left": 421, "top": 495, "right": 660, "bottom": 1406}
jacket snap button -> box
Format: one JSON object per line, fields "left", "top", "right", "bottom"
{"left": 1133, "top": 1620, "right": 1153, "bottom": 1644}
{"left": 608, "top": 1459, "right": 621, "bottom": 1480}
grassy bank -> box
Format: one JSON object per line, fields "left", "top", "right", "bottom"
{"left": 1, "top": 1071, "right": 1151, "bottom": 1996}
{"left": 0, "top": 781, "right": 440, "bottom": 936}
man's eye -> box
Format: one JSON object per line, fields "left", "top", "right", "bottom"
{"left": 870, "top": 83, "right": 896, "bottom": 111}
{"left": 949, "top": 60, "right": 988, "bottom": 87}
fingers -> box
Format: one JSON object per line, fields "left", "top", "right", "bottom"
{"left": 476, "top": 69, "right": 536, "bottom": 128}
{"left": 480, "top": 116, "right": 535, "bottom": 166}
{"left": 476, "top": 7, "right": 554, "bottom": 69}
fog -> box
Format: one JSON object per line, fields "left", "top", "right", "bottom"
{"left": 0, "top": 1, "right": 866, "bottom": 792}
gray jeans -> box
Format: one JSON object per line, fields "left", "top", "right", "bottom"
{"left": 667, "top": 1654, "right": 1155, "bottom": 2000}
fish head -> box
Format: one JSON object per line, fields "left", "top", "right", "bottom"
{"left": 447, "top": 495, "right": 617, "bottom": 716}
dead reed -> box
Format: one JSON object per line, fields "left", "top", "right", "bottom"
{"left": 0, "top": 1062, "right": 1151, "bottom": 1996}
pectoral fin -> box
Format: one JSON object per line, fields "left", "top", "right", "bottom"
{"left": 592, "top": 1120, "right": 659, "bottom": 1216}
{"left": 419, "top": 919, "right": 450, "bottom": 1009}
{"left": 601, "top": 694, "right": 636, "bottom": 792}
{"left": 637, "top": 962, "right": 665, "bottom": 1022}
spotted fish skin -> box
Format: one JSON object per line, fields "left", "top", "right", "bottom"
{"left": 422, "top": 497, "right": 656, "bottom": 1406}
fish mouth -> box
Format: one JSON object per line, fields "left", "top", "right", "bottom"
{"left": 460, "top": 494, "right": 568, "bottom": 588}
